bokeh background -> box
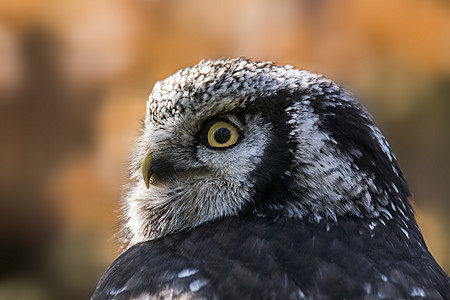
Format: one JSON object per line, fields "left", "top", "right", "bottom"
{"left": 0, "top": 0, "right": 449, "bottom": 299}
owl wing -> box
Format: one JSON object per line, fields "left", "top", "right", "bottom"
{"left": 91, "top": 242, "right": 217, "bottom": 299}
{"left": 92, "top": 216, "right": 449, "bottom": 300}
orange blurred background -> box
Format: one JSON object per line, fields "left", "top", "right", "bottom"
{"left": 0, "top": 0, "right": 449, "bottom": 299}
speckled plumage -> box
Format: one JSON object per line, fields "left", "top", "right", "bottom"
{"left": 92, "top": 58, "right": 449, "bottom": 299}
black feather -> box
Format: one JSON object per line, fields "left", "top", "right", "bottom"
{"left": 92, "top": 216, "right": 449, "bottom": 299}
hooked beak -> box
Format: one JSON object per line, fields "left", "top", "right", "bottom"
{"left": 142, "top": 150, "right": 181, "bottom": 188}
{"left": 142, "top": 151, "right": 153, "bottom": 189}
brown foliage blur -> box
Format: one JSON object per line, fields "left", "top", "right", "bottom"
{"left": 0, "top": 0, "right": 449, "bottom": 298}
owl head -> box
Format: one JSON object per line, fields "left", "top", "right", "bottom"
{"left": 123, "top": 58, "right": 411, "bottom": 244}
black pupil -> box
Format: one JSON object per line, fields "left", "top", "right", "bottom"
{"left": 214, "top": 127, "right": 231, "bottom": 144}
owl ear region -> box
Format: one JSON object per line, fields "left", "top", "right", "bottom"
{"left": 142, "top": 151, "right": 153, "bottom": 189}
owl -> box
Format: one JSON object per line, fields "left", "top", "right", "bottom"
{"left": 92, "top": 58, "right": 449, "bottom": 299}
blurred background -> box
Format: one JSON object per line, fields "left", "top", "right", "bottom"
{"left": 0, "top": 0, "right": 449, "bottom": 299}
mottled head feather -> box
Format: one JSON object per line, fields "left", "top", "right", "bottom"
{"left": 123, "top": 58, "right": 412, "bottom": 244}
{"left": 146, "top": 58, "right": 320, "bottom": 123}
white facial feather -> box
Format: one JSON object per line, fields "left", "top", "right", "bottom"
{"left": 285, "top": 101, "right": 378, "bottom": 221}
{"left": 125, "top": 109, "right": 271, "bottom": 244}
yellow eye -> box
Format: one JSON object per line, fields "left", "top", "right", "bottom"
{"left": 206, "top": 121, "right": 240, "bottom": 148}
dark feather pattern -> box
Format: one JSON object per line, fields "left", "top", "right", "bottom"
{"left": 93, "top": 216, "right": 449, "bottom": 299}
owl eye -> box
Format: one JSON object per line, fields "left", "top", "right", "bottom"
{"left": 204, "top": 120, "right": 241, "bottom": 148}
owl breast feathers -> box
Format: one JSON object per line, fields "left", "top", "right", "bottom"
{"left": 92, "top": 58, "right": 449, "bottom": 300}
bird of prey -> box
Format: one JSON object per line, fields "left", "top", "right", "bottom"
{"left": 92, "top": 58, "right": 449, "bottom": 299}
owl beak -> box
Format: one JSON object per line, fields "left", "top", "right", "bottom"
{"left": 142, "top": 151, "right": 179, "bottom": 188}
{"left": 142, "top": 151, "right": 153, "bottom": 189}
